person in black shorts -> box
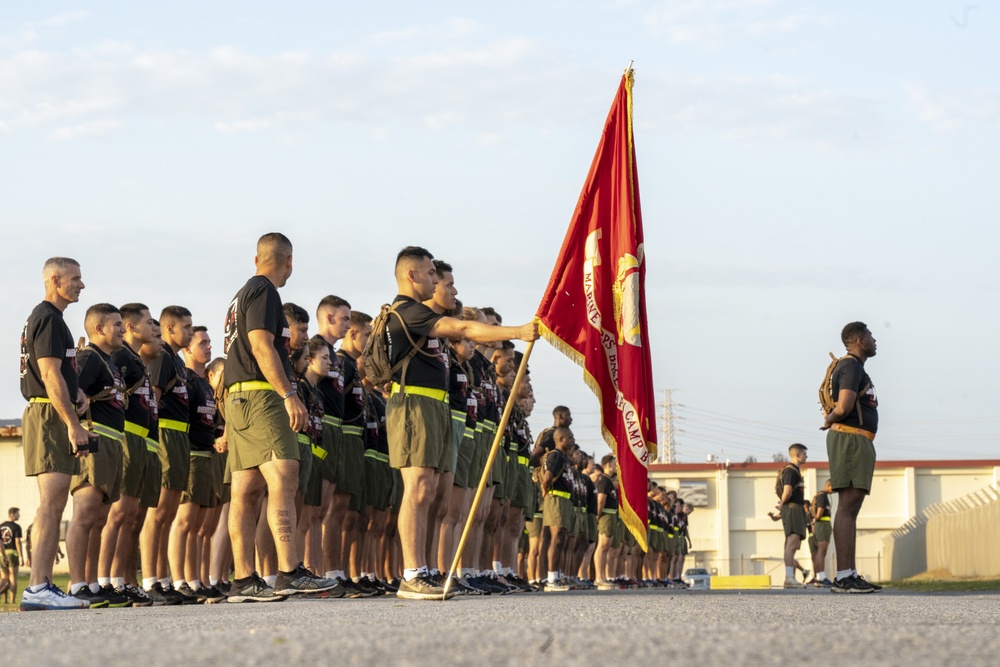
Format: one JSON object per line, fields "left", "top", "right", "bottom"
{"left": 66, "top": 303, "right": 129, "bottom": 608}
{"left": 19, "top": 257, "right": 91, "bottom": 611}
{"left": 383, "top": 247, "right": 538, "bottom": 599}
{"left": 223, "top": 233, "right": 338, "bottom": 602}
{"left": 821, "top": 321, "right": 881, "bottom": 594}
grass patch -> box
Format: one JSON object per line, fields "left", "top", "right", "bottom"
{"left": 1, "top": 573, "right": 72, "bottom": 612}
{"left": 884, "top": 570, "right": 1000, "bottom": 592}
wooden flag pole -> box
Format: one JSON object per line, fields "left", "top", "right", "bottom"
{"left": 442, "top": 338, "right": 535, "bottom": 600}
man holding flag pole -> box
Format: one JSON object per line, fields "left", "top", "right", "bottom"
{"left": 445, "top": 64, "right": 657, "bottom": 596}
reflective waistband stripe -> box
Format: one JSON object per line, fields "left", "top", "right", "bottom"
{"left": 518, "top": 456, "right": 530, "bottom": 466}
{"left": 29, "top": 397, "right": 52, "bottom": 403}
{"left": 818, "top": 517, "right": 831, "bottom": 522}
{"left": 341, "top": 425, "right": 364, "bottom": 437}
{"left": 533, "top": 513, "right": 543, "bottom": 519}
{"left": 830, "top": 422, "right": 876, "bottom": 441}
{"left": 602, "top": 508, "right": 618, "bottom": 515}
{"left": 89, "top": 423, "right": 125, "bottom": 442}
{"left": 297, "top": 433, "right": 311, "bottom": 445}
{"left": 390, "top": 383, "right": 448, "bottom": 403}
{"left": 159, "top": 419, "right": 189, "bottom": 433}
{"left": 464, "top": 428, "right": 477, "bottom": 439}
{"left": 124, "top": 421, "right": 150, "bottom": 439}
{"left": 145, "top": 438, "right": 159, "bottom": 453}
{"left": 190, "top": 450, "right": 212, "bottom": 458}
{"left": 475, "top": 424, "right": 484, "bottom": 433}
{"left": 548, "top": 490, "right": 571, "bottom": 499}
{"left": 322, "top": 415, "right": 343, "bottom": 428}
{"left": 451, "top": 410, "right": 466, "bottom": 420}
{"left": 312, "top": 445, "right": 328, "bottom": 460}
{"left": 364, "top": 450, "right": 390, "bottom": 463}
{"left": 576, "top": 506, "right": 586, "bottom": 513}
{"left": 650, "top": 525, "right": 664, "bottom": 532}
{"left": 228, "top": 381, "right": 274, "bottom": 393}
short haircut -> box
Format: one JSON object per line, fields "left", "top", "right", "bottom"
{"left": 192, "top": 325, "right": 208, "bottom": 335}
{"left": 8, "top": 507, "right": 18, "bottom": 516}
{"left": 284, "top": 302, "right": 309, "bottom": 324}
{"left": 160, "top": 306, "right": 192, "bottom": 328}
{"left": 395, "top": 246, "right": 434, "bottom": 271}
{"left": 42, "top": 257, "right": 79, "bottom": 280}
{"left": 789, "top": 443, "right": 808, "bottom": 455}
{"left": 151, "top": 319, "right": 160, "bottom": 327}
{"left": 601, "top": 453, "right": 616, "bottom": 467}
{"left": 119, "top": 303, "right": 150, "bottom": 327}
{"left": 432, "top": 259, "right": 453, "bottom": 276}
{"left": 84, "top": 303, "right": 121, "bottom": 335}
{"left": 317, "top": 295, "right": 351, "bottom": 316}
{"left": 841, "top": 321, "right": 868, "bottom": 346}
{"left": 350, "top": 311, "right": 373, "bottom": 328}
{"left": 675, "top": 498, "right": 685, "bottom": 506}
{"left": 594, "top": 464, "right": 604, "bottom": 474}
{"left": 553, "top": 405, "right": 571, "bottom": 417}
{"left": 499, "top": 340, "right": 515, "bottom": 352}
{"left": 206, "top": 357, "right": 225, "bottom": 378}
{"left": 257, "top": 232, "right": 293, "bottom": 265}
{"left": 462, "top": 306, "right": 481, "bottom": 321}
{"left": 481, "top": 306, "right": 503, "bottom": 324}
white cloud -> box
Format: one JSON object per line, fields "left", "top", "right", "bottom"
{"left": 214, "top": 118, "right": 272, "bottom": 134}
{"left": 37, "top": 10, "right": 90, "bottom": 28}
{"left": 48, "top": 118, "right": 123, "bottom": 140}
{"left": 905, "top": 84, "right": 1000, "bottom": 131}
{"left": 643, "top": 0, "right": 832, "bottom": 46}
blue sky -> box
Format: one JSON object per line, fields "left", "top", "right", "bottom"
{"left": 2, "top": 2, "right": 998, "bottom": 463}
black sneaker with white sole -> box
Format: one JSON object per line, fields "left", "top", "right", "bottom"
{"left": 273, "top": 565, "right": 341, "bottom": 596}
{"left": 831, "top": 574, "right": 875, "bottom": 594}
{"left": 226, "top": 573, "right": 288, "bottom": 603}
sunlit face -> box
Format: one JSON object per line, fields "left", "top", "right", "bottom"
{"left": 53, "top": 264, "right": 85, "bottom": 303}
{"left": 329, "top": 306, "right": 351, "bottom": 340}
{"left": 410, "top": 257, "right": 439, "bottom": 301}
{"left": 432, "top": 270, "right": 458, "bottom": 311}
{"left": 351, "top": 323, "right": 373, "bottom": 352}
{"left": 289, "top": 320, "right": 309, "bottom": 351}
{"left": 166, "top": 316, "right": 194, "bottom": 349}
{"left": 129, "top": 309, "right": 156, "bottom": 344}
{"left": 187, "top": 330, "right": 213, "bottom": 365}
{"left": 309, "top": 346, "right": 332, "bottom": 378}
{"left": 107, "top": 313, "right": 125, "bottom": 349}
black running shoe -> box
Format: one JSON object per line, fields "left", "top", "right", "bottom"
{"left": 273, "top": 565, "right": 341, "bottom": 596}
{"left": 357, "top": 576, "right": 385, "bottom": 597}
{"left": 175, "top": 582, "right": 206, "bottom": 604}
{"left": 195, "top": 585, "right": 227, "bottom": 604}
{"left": 226, "top": 573, "right": 287, "bottom": 603}
{"left": 74, "top": 587, "right": 109, "bottom": 609}
{"left": 338, "top": 578, "right": 371, "bottom": 599}
{"left": 396, "top": 575, "right": 456, "bottom": 601}
{"left": 150, "top": 582, "right": 183, "bottom": 606}
{"left": 459, "top": 575, "right": 491, "bottom": 595}
{"left": 99, "top": 584, "right": 132, "bottom": 608}
{"left": 831, "top": 574, "right": 875, "bottom": 594}
{"left": 855, "top": 575, "right": 883, "bottom": 591}
{"left": 214, "top": 581, "right": 231, "bottom": 595}
{"left": 120, "top": 584, "right": 153, "bottom": 607}
{"left": 381, "top": 578, "right": 399, "bottom": 593}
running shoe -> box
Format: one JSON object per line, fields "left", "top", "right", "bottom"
{"left": 814, "top": 578, "right": 834, "bottom": 588}
{"left": 170, "top": 583, "right": 203, "bottom": 604}
{"left": 783, "top": 577, "right": 807, "bottom": 589}
{"left": 830, "top": 574, "right": 875, "bottom": 594}
{"left": 354, "top": 576, "right": 381, "bottom": 597}
{"left": 20, "top": 580, "right": 89, "bottom": 611}
{"left": 150, "top": 582, "right": 183, "bottom": 605}
{"left": 855, "top": 575, "right": 883, "bottom": 592}
{"left": 273, "top": 565, "right": 341, "bottom": 596}
{"left": 543, "top": 579, "right": 571, "bottom": 592}
{"left": 396, "top": 575, "right": 456, "bottom": 601}
{"left": 338, "top": 577, "right": 371, "bottom": 599}
{"left": 195, "top": 585, "right": 227, "bottom": 604}
{"left": 226, "top": 573, "right": 288, "bottom": 603}
{"left": 120, "top": 584, "right": 153, "bottom": 607}
{"left": 99, "top": 584, "right": 132, "bottom": 607}
{"left": 381, "top": 578, "right": 399, "bottom": 593}
{"left": 74, "top": 587, "right": 109, "bottom": 609}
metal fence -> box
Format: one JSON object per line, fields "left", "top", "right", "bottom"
{"left": 883, "top": 482, "right": 1000, "bottom": 581}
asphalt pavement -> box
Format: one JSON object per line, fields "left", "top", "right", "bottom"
{"left": 2, "top": 588, "right": 998, "bottom": 666}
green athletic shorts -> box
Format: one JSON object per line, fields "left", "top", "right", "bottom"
{"left": 140, "top": 440, "right": 162, "bottom": 508}
{"left": 22, "top": 402, "right": 80, "bottom": 477}
{"left": 781, "top": 502, "right": 808, "bottom": 539}
{"left": 121, "top": 431, "right": 148, "bottom": 499}
{"left": 183, "top": 452, "right": 219, "bottom": 508}
{"left": 814, "top": 519, "right": 832, "bottom": 543}
{"left": 386, "top": 392, "right": 451, "bottom": 471}
{"left": 598, "top": 512, "right": 618, "bottom": 538}
{"left": 453, "top": 431, "right": 476, "bottom": 489}
{"left": 827, "top": 429, "right": 876, "bottom": 494}
{"left": 226, "top": 389, "right": 299, "bottom": 472}
{"left": 158, "top": 426, "right": 191, "bottom": 491}
{"left": 71, "top": 433, "right": 123, "bottom": 504}
{"left": 542, "top": 494, "right": 574, "bottom": 529}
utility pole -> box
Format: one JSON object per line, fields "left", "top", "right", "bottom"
{"left": 658, "top": 389, "right": 676, "bottom": 464}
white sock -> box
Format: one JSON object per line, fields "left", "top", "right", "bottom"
{"left": 111, "top": 577, "right": 124, "bottom": 588}
{"left": 366, "top": 573, "right": 376, "bottom": 581}
{"left": 142, "top": 577, "right": 156, "bottom": 590}
{"left": 98, "top": 577, "right": 111, "bottom": 587}
{"left": 29, "top": 582, "right": 47, "bottom": 593}
{"left": 836, "top": 569, "right": 852, "bottom": 581}
{"left": 175, "top": 580, "right": 187, "bottom": 590}
{"left": 158, "top": 577, "right": 171, "bottom": 589}
{"left": 852, "top": 569, "right": 858, "bottom": 577}
{"left": 335, "top": 570, "right": 347, "bottom": 581}
{"left": 785, "top": 566, "right": 794, "bottom": 578}
{"left": 188, "top": 579, "right": 201, "bottom": 591}
{"left": 209, "top": 578, "right": 219, "bottom": 587}
{"left": 403, "top": 568, "right": 422, "bottom": 582}
{"left": 89, "top": 582, "right": 100, "bottom": 594}
{"left": 818, "top": 571, "right": 826, "bottom": 581}
{"left": 70, "top": 582, "right": 87, "bottom": 595}
{"left": 263, "top": 575, "right": 276, "bottom": 587}
{"left": 547, "top": 571, "right": 557, "bottom": 584}
{"left": 492, "top": 561, "right": 503, "bottom": 573}
{"left": 503, "top": 567, "right": 515, "bottom": 577}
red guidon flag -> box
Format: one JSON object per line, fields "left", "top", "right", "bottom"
{"left": 536, "top": 69, "right": 656, "bottom": 550}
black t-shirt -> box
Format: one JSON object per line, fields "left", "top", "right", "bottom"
{"left": 111, "top": 343, "right": 153, "bottom": 429}
{"left": 459, "top": 361, "right": 478, "bottom": 430}
{"left": 830, "top": 355, "right": 878, "bottom": 433}
{"left": 366, "top": 391, "right": 390, "bottom": 455}
{"left": 224, "top": 275, "right": 292, "bottom": 386}
{"left": 595, "top": 474, "right": 618, "bottom": 511}
{"left": 814, "top": 491, "right": 831, "bottom": 519}
{"left": 448, "top": 349, "right": 470, "bottom": 413}
{"left": 513, "top": 411, "right": 532, "bottom": 458}
{"left": 468, "top": 352, "right": 489, "bottom": 423}
{"left": 780, "top": 464, "right": 806, "bottom": 505}
{"left": 545, "top": 449, "right": 573, "bottom": 494}
{"left": 186, "top": 372, "right": 217, "bottom": 451}
{"left": 20, "top": 301, "right": 79, "bottom": 401}
{"left": 149, "top": 346, "right": 189, "bottom": 423}
{"left": 311, "top": 336, "right": 344, "bottom": 418}
{"left": 77, "top": 345, "right": 125, "bottom": 432}
{"left": 1, "top": 521, "right": 21, "bottom": 550}
{"left": 299, "top": 377, "right": 324, "bottom": 443}
{"left": 584, "top": 476, "right": 598, "bottom": 515}
{"left": 386, "top": 295, "right": 447, "bottom": 390}
{"left": 339, "top": 351, "right": 366, "bottom": 426}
